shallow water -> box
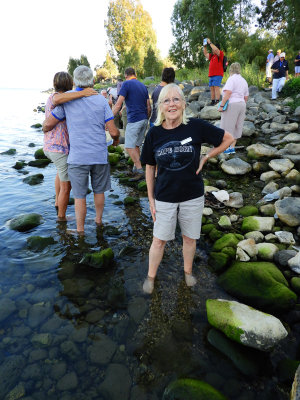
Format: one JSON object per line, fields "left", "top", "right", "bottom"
{"left": 0, "top": 88, "right": 292, "bottom": 400}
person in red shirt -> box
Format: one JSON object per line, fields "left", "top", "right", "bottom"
{"left": 203, "top": 39, "right": 224, "bottom": 105}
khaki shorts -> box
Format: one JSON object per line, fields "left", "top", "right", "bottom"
{"left": 44, "top": 151, "right": 69, "bottom": 181}
{"left": 153, "top": 196, "right": 205, "bottom": 241}
{"left": 125, "top": 119, "right": 148, "bottom": 148}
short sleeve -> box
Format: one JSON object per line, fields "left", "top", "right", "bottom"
{"left": 196, "top": 119, "right": 224, "bottom": 148}
{"left": 104, "top": 100, "right": 114, "bottom": 122}
{"left": 119, "top": 82, "right": 128, "bottom": 98}
{"left": 219, "top": 51, "right": 224, "bottom": 62}
{"left": 52, "top": 105, "right": 65, "bottom": 121}
{"left": 140, "top": 128, "right": 156, "bottom": 165}
{"left": 223, "top": 76, "right": 233, "bottom": 92}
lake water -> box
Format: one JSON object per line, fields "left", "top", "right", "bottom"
{"left": 0, "top": 88, "right": 291, "bottom": 400}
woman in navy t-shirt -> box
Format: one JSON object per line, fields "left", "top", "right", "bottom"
{"left": 141, "top": 84, "right": 234, "bottom": 294}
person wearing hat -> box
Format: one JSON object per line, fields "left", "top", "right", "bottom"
{"left": 271, "top": 52, "right": 289, "bottom": 100}
{"left": 294, "top": 50, "right": 300, "bottom": 78}
{"left": 266, "top": 49, "right": 274, "bottom": 84}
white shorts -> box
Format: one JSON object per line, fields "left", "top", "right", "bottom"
{"left": 153, "top": 196, "right": 205, "bottom": 241}
{"left": 295, "top": 66, "right": 300, "bottom": 73}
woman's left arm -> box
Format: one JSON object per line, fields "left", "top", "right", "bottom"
{"left": 196, "top": 131, "right": 234, "bottom": 174}
{"left": 53, "top": 88, "right": 98, "bottom": 106}
{"left": 145, "top": 164, "right": 157, "bottom": 222}
{"left": 218, "top": 90, "right": 232, "bottom": 112}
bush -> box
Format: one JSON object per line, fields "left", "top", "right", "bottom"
{"left": 281, "top": 77, "right": 300, "bottom": 97}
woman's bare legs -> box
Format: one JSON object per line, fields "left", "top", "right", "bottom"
{"left": 94, "top": 193, "right": 105, "bottom": 225}
{"left": 57, "top": 180, "right": 71, "bottom": 219}
{"left": 54, "top": 173, "right": 60, "bottom": 207}
{"left": 143, "top": 236, "right": 167, "bottom": 294}
{"left": 182, "top": 234, "right": 197, "bottom": 286}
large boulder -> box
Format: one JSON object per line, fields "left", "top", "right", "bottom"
{"left": 206, "top": 299, "right": 288, "bottom": 351}
{"left": 217, "top": 261, "right": 297, "bottom": 312}
{"left": 246, "top": 143, "right": 278, "bottom": 159}
{"left": 162, "top": 378, "right": 227, "bottom": 400}
{"left": 275, "top": 197, "right": 300, "bottom": 227}
{"left": 9, "top": 213, "right": 43, "bottom": 232}
{"left": 199, "top": 106, "right": 221, "bottom": 120}
{"left": 220, "top": 158, "right": 252, "bottom": 175}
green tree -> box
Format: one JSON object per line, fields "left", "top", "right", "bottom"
{"left": 143, "top": 47, "right": 163, "bottom": 77}
{"left": 67, "top": 54, "right": 91, "bottom": 76}
{"left": 102, "top": 52, "right": 119, "bottom": 78}
{"left": 169, "top": 0, "right": 255, "bottom": 69}
{"left": 105, "top": 0, "right": 159, "bottom": 76}
{"left": 257, "top": 0, "right": 300, "bottom": 52}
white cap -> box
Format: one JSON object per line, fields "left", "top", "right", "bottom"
{"left": 279, "top": 52, "right": 285, "bottom": 58}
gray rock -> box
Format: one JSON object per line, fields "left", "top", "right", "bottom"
{"left": 224, "top": 192, "right": 244, "bottom": 208}
{"left": 260, "top": 204, "right": 276, "bottom": 217}
{"left": 275, "top": 231, "right": 295, "bottom": 245}
{"left": 243, "top": 121, "right": 256, "bottom": 137}
{"left": 247, "top": 143, "right": 278, "bottom": 158}
{"left": 257, "top": 243, "right": 279, "bottom": 260}
{"left": 51, "top": 362, "right": 67, "bottom": 380}
{"left": 0, "top": 298, "right": 16, "bottom": 322}
{"left": 237, "top": 238, "right": 258, "bottom": 258}
{"left": 260, "top": 171, "right": 281, "bottom": 183}
{"left": 262, "top": 181, "right": 279, "bottom": 194}
{"left": 221, "top": 157, "right": 252, "bottom": 175}
{"left": 127, "top": 297, "right": 147, "bottom": 323}
{"left": 88, "top": 334, "right": 117, "bottom": 365}
{"left": 0, "top": 356, "right": 25, "bottom": 397}
{"left": 282, "top": 143, "right": 300, "bottom": 155}
{"left": 27, "top": 303, "right": 52, "bottom": 328}
{"left": 275, "top": 197, "right": 300, "bottom": 226}
{"left": 261, "top": 103, "right": 277, "bottom": 113}
{"left": 291, "top": 364, "right": 300, "bottom": 400}
{"left": 99, "top": 364, "right": 131, "bottom": 400}
{"left": 57, "top": 372, "right": 78, "bottom": 391}
{"left": 273, "top": 115, "right": 286, "bottom": 124}
{"left": 60, "top": 340, "right": 80, "bottom": 360}
{"left": 274, "top": 250, "right": 298, "bottom": 267}
{"left": 288, "top": 252, "right": 300, "bottom": 273}
{"left": 284, "top": 133, "right": 300, "bottom": 143}
{"left": 199, "top": 106, "right": 221, "bottom": 120}
{"left": 295, "top": 106, "right": 300, "bottom": 116}
{"left": 244, "top": 231, "right": 264, "bottom": 243}
{"left": 9, "top": 213, "right": 42, "bottom": 232}
{"left": 269, "top": 158, "right": 294, "bottom": 174}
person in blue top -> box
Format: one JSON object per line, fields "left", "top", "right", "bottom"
{"left": 113, "top": 67, "right": 151, "bottom": 181}
{"left": 266, "top": 49, "right": 274, "bottom": 84}
{"left": 271, "top": 52, "right": 289, "bottom": 100}
{"left": 43, "top": 66, "right": 120, "bottom": 234}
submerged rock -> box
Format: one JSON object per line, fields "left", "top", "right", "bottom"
{"left": 1, "top": 148, "right": 16, "bottom": 155}
{"left": 27, "top": 236, "right": 56, "bottom": 251}
{"left": 34, "top": 148, "right": 47, "bottom": 159}
{"left": 217, "top": 261, "right": 297, "bottom": 312}
{"left": 80, "top": 248, "right": 114, "bottom": 269}
{"left": 28, "top": 159, "right": 51, "bottom": 168}
{"left": 206, "top": 299, "right": 288, "bottom": 351}
{"left": 9, "top": 213, "right": 42, "bottom": 232}
{"left": 23, "top": 173, "right": 44, "bottom": 185}
{"left": 162, "top": 378, "right": 227, "bottom": 400}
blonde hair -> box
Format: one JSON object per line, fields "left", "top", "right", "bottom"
{"left": 229, "top": 62, "right": 241, "bottom": 75}
{"left": 154, "top": 83, "right": 189, "bottom": 126}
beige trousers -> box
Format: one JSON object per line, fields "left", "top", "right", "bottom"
{"left": 220, "top": 101, "right": 246, "bottom": 139}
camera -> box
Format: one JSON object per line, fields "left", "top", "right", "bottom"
{"left": 203, "top": 38, "right": 207, "bottom": 46}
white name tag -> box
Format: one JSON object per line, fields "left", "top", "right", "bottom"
{"left": 181, "top": 137, "right": 192, "bottom": 145}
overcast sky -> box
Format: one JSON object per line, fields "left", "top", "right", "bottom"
{"left": 0, "top": 0, "right": 177, "bottom": 89}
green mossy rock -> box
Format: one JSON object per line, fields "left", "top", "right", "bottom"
{"left": 213, "top": 233, "right": 239, "bottom": 252}
{"left": 209, "top": 228, "right": 223, "bottom": 241}
{"left": 1, "top": 148, "right": 16, "bottom": 155}
{"left": 218, "top": 215, "right": 231, "bottom": 228}
{"left": 108, "top": 153, "right": 120, "bottom": 165}
{"left": 114, "top": 145, "right": 124, "bottom": 155}
{"left": 13, "top": 161, "right": 26, "bottom": 170}
{"left": 238, "top": 206, "right": 259, "bottom": 217}
{"left": 68, "top": 197, "right": 75, "bottom": 205}
{"left": 221, "top": 247, "right": 236, "bottom": 259}
{"left": 107, "top": 144, "right": 116, "bottom": 153}
{"left": 207, "top": 328, "right": 263, "bottom": 377}
{"left": 23, "top": 174, "right": 44, "bottom": 185}
{"left": 202, "top": 224, "right": 216, "bottom": 234}
{"left": 31, "top": 123, "right": 42, "bottom": 129}
{"left": 291, "top": 277, "right": 300, "bottom": 295}
{"left": 208, "top": 170, "right": 224, "bottom": 179}
{"left": 34, "top": 148, "right": 47, "bottom": 159}
{"left": 203, "top": 178, "right": 210, "bottom": 186}
{"left": 113, "top": 200, "right": 123, "bottom": 205}
{"left": 124, "top": 196, "right": 138, "bottom": 205}
{"left": 209, "top": 252, "right": 229, "bottom": 273}
{"left": 162, "top": 378, "right": 227, "bottom": 400}
{"left": 9, "top": 213, "right": 43, "bottom": 232}
{"left": 27, "top": 236, "right": 56, "bottom": 251}
{"left": 277, "top": 359, "right": 300, "bottom": 383}
{"left": 28, "top": 159, "right": 51, "bottom": 168}
{"left": 234, "top": 233, "right": 244, "bottom": 241}
{"left": 241, "top": 216, "right": 274, "bottom": 232}
{"left": 81, "top": 248, "right": 114, "bottom": 268}
{"left": 28, "top": 142, "right": 36, "bottom": 147}
{"left": 137, "top": 181, "right": 147, "bottom": 191}
{"left": 217, "top": 261, "right": 297, "bottom": 312}
{"left": 201, "top": 216, "right": 207, "bottom": 225}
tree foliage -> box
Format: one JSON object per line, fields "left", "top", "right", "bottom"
{"left": 143, "top": 47, "right": 163, "bottom": 77}
{"left": 105, "top": 0, "right": 159, "bottom": 76}
{"left": 67, "top": 55, "right": 91, "bottom": 76}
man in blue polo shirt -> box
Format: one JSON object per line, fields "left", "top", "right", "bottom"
{"left": 43, "top": 66, "right": 120, "bottom": 233}
{"left": 113, "top": 67, "right": 151, "bottom": 181}
{"left": 271, "top": 52, "right": 289, "bottom": 100}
